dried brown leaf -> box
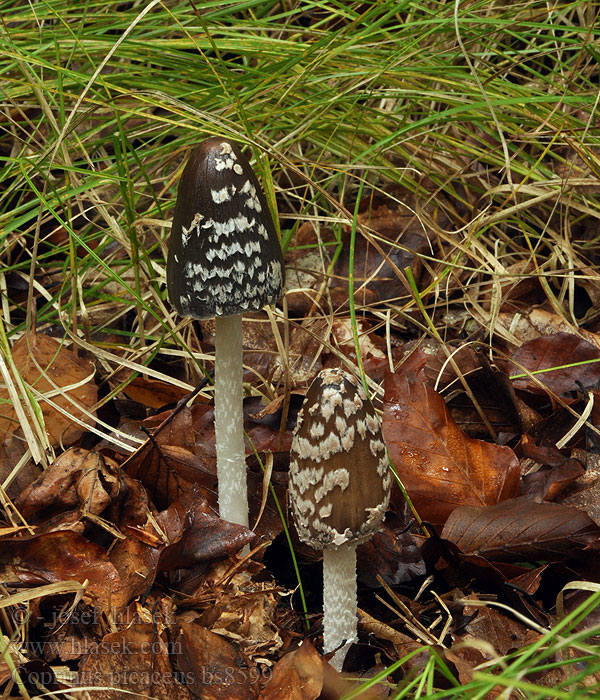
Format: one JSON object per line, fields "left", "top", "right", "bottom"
{"left": 157, "top": 487, "right": 254, "bottom": 570}
{"left": 78, "top": 623, "right": 191, "bottom": 700}
{"left": 511, "top": 332, "right": 600, "bottom": 395}
{"left": 258, "top": 641, "right": 324, "bottom": 700}
{"left": 442, "top": 497, "right": 600, "bottom": 562}
{"left": 177, "top": 623, "right": 258, "bottom": 700}
{"left": 383, "top": 370, "right": 520, "bottom": 525}
{"left": 0, "top": 531, "right": 127, "bottom": 612}
{"left": 0, "top": 332, "right": 97, "bottom": 446}
{"left": 16, "top": 448, "right": 119, "bottom": 520}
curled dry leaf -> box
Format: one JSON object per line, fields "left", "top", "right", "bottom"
{"left": 441, "top": 497, "right": 600, "bottom": 562}
{"left": 258, "top": 640, "right": 384, "bottom": 700}
{"left": 357, "top": 514, "right": 426, "bottom": 587}
{"left": 0, "top": 332, "right": 97, "bottom": 446}
{"left": 383, "top": 369, "right": 520, "bottom": 526}
{"left": 123, "top": 405, "right": 213, "bottom": 510}
{"left": 16, "top": 448, "right": 119, "bottom": 520}
{"left": 257, "top": 641, "right": 325, "bottom": 700}
{"left": 157, "top": 487, "right": 255, "bottom": 571}
{"left": 454, "top": 597, "right": 533, "bottom": 657}
{"left": 510, "top": 332, "right": 600, "bottom": 395}
{"left": 199, "top": 593, "right": 283, "bottom": 659}
{"left": 78, "top": 623, "right": 191, "bottom": 700}
{"left": 498, "top": 308, "right": 600, "bottom": 349}
{"left": 177, "top": 623, "right": 258, "bottom": 700}
{"left": 0, "top": 530, "right": 127, "bottom": 612}
{"left": 520, "top": 460, "right": 585, "bottom": 502}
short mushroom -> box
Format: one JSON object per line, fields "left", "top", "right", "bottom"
{"left": 167, "top": 137, "right": 285, "bottom": 528}
{"left": 288, "top": 368, "right": 391, "bottom": 670}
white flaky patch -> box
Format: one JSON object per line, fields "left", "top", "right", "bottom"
{"left": 246, "top": 196, "right": 262, "bottom": 212}
{"left": 233, "top": 163, "right": 243, "bottom": 175}
{"left": 314, "top": 467, "right": 350, "bottom": 502}
{"left": 366, "top": 412, "right": 380, "bottom": 434}
{"left": 214, "top": 141, "right": 237, "bottom": 171}
{"left": 267, "top": 258, "right": 283, "bottom": 288}
{"left": 355, "top": 417, "right": 367, "bottom": 440}
{"left": 382, "top": 470, "right": 392, "bottom": 491}
{"left": 321, "top": 431, "right": 342, "bottom": 457}
{"left": 290, "top": 464, "right": 324, "bottom": 494}
{"left": 309, "top": 422, "right": 325, "bottom": 438}
{"left": 318, "top": 503, "right": 333, "bottom": 519}
{"left": 211, "top": 184, "right": 236, "bottom": 203}
{"left": 184, "top": 260, "right": 205, "bottom": 277}
{"left": 244, "top": 239, "right": 261, "bottom": 256}
{"left": 211, "top": 218, "right": 236, "bottom": 237}
{"left": 369, "top": 438, "right": 385, "bottom": 457}
{"left": 334, "top": 414, "right": 346, "bottom": 434}
{"left": 340, "top": 425, "right": 355, "bottom": 451}
{"left": 343, "top": 394, "right": 363, "bottom": 418}
{"left": 377, "top": 454, "right": 389, "bottom": 477}
{"left": 292, "top": 492, "right": 316, "bottom": 519}
{"left": 181, "top": 212, "right": 204, "bottom": 246}
{"left": 292, "top": 435, "right": 323, "bottom": 461}
{"left": 319, "top": 386, "right": 344, "bottom": 421}
{"left": 234, "top": 214, "right": 253, "bottom": 232}
{"left": 241, "top": 182, "right": 262, "bottom": 212}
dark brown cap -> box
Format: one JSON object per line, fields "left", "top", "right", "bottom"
{"left": 166, "top": 137, "right": 285, "bottom": 320}
{"left": 289, "top": 368, "right": 391, "bottom": 549}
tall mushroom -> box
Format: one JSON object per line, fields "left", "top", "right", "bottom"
{"left": 167, "top": 137, "right": 285, "bottom": 528}
{"left": 288, "top": 368, "right": 391, "bottom": 670}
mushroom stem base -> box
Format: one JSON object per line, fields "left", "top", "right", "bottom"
{"left": 322, "top": 543, "right": 357, "bottom": 671}
{"left": 214, "top": 314, "right": 249, "bottom": 528}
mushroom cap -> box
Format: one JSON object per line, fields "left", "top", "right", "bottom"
{"left": 166, "top": 137, "right": 285, "bottom": 320}
{"left": 289, "top": 368, "right": 391, "bottom": 549}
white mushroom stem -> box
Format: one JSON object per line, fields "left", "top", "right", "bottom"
{"left": 322, "top": 543, "right": 358, "bottom": 671}
{"left": 214, "top": 314, "right": 249, "bottom": 528}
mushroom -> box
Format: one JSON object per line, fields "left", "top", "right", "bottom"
{"left": 167, "top": 137, "right": 285, "bottom": 527}
{"left": 288, "top": 368, "right": 391, "bottom": 670}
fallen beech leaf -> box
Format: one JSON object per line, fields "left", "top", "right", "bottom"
{"left": 0, "top": 531, "right": 126, "bottom": 612}
{"left": 0, "top": 333, "right": 97, "bottom": 446}
{"left": 443, "top": 645, "right": 490, "bottom": 687}
{"left": 179, "top": 557, "right": 284, "bottom": 659}
{"left": 420, "top": 536, "right": 547, "bottom": 624}
{"left": 37, "top": 600, "right": 103, "bottom": 662}
{"left": 510, "top": 332, "right": 600, "bottom": 395}
{"left": 197, "top": 589, "right": 283, "bottom": 658}
{"left": 383, "top": 370, "right": 520, "bottom": 525}
{"left": 442, "top": 497, "right": 600, "bottom": 562}
{"left": 157, "top": 487, "right": 254, "bottom": 570}
{"left": 177, "top": 623, "right": 258, "bottom": 700}
{"left": 109, "top": 535, "right": 161, "bottom": 604}
{"left": 357, "top": 609, "right": 427, "bottom": 672}
{"left": 258, "top": 641, "right": 324, "bottom": 700}
{"left": 331, "top": 202, "right": 432, "bottom": 307}
{"left": 78, "top": 623, "right": 191, "bottom": 700}
{"left": 497, "top": 308, "right": 600, "bottom": 350}
{"left": 357, "top": 514, "right": 425, "bottom": 587}
{"left": 16, "top": 448, "right": 119, "bottom": 520}
{"left": 0, "top": 433, "right": 41, "bottom": 500}
{"left": 121, "top": 375, "right": 191, "bottom": 409}
{"left": 559, "top": 448, "right": 600, "bottom": 525}
{"left": 520, "top": 460, "right": 585, "bottom": 502}
{"left": 123, "top": 406, "right": 214, "bottom": 510}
